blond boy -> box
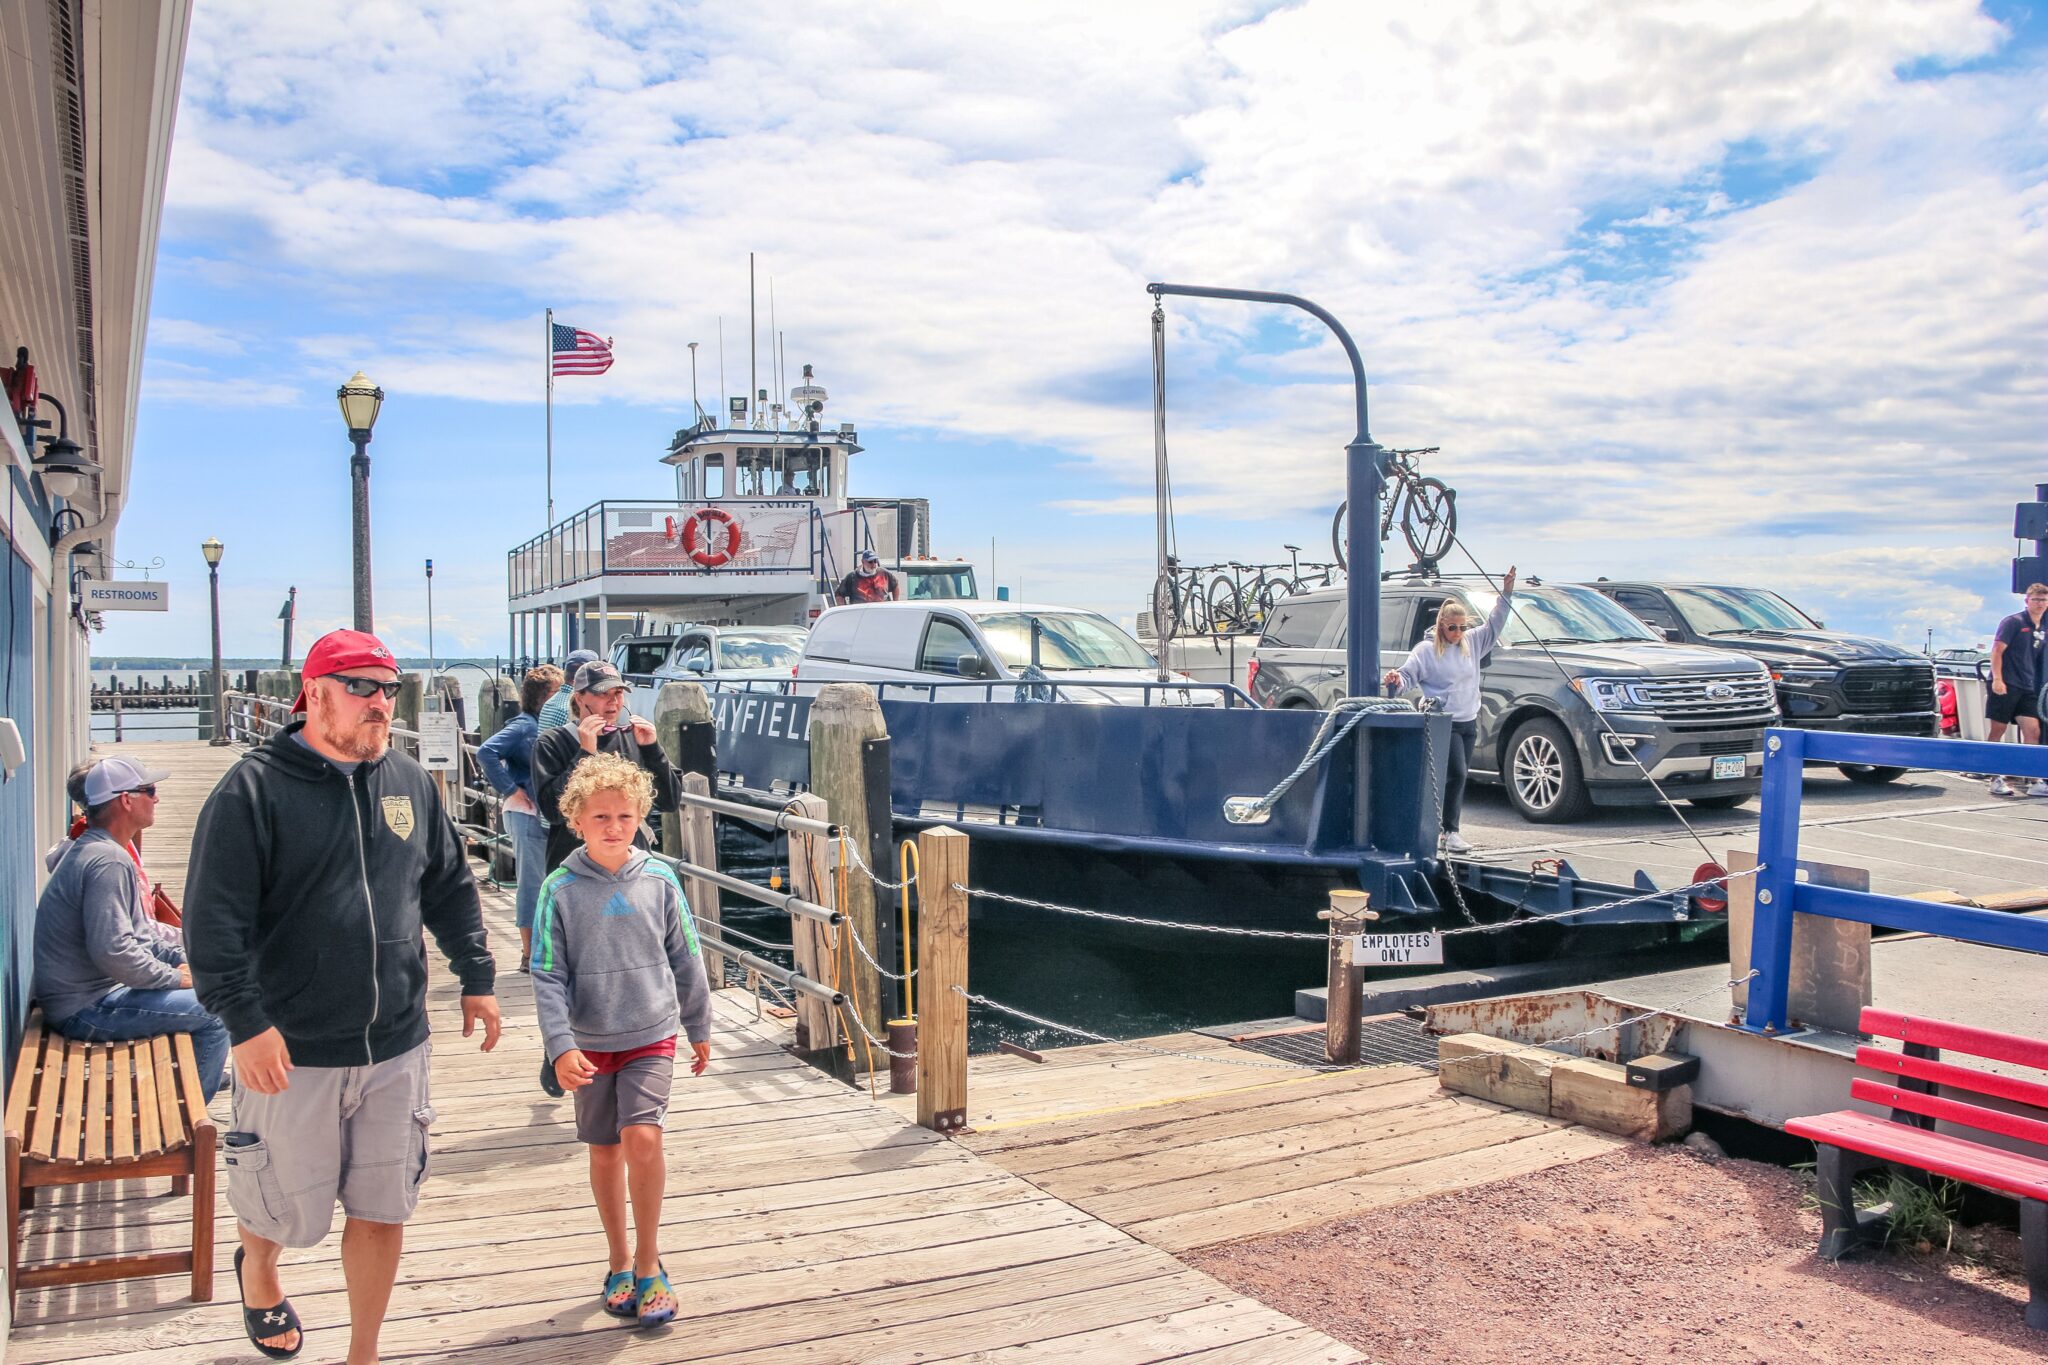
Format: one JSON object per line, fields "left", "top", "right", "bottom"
{"left": 530, "top": 753, "right": 712, "bottom": 1327}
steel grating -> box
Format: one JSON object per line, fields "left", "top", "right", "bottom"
{"left": 1230, "top": 1016, "right": 1439, "bottom": 1069}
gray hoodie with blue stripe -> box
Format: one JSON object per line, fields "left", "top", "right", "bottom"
{"left": 530, "top": 847, "right": 713, "bottom": 1062}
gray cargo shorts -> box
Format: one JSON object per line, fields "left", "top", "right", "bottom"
{"left": 573, "top": 1052, "right": 673, "bottom": 1145}
{"left": 223, "top": 1040, "right": 434, "bottom": 1248}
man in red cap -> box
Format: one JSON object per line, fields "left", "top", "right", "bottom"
{"left": 186, "top": 628, "right": 500, "bottom": 1363}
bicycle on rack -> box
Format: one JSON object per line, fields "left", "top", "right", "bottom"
{"left": 1205, "top": 559, "right": 1305, "bottom": 635}
{"left": 1331, "top": 446, "right": 1457, "bottom": 572}
{"left": 1154, "top": 549, "right": 1345, "bottom": 640}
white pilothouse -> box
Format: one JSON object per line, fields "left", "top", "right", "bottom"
{"left": 506, "top": 366, "right": 975, "bottom": 661}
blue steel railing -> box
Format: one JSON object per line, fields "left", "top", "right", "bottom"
{"left": 1745, "top": 727, "right": 2048, "bottom": 1033}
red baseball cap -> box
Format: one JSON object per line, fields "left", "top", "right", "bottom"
{"left": 292, "top": 628, "right": 399, "bottom": 712}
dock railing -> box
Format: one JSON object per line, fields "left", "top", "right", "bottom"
{"left": 1746, "top": 726, "right": 2048, "bottom": 1034}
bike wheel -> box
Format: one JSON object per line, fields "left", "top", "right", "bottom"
{"left": 1255, "top": 575, "right": 1296, "bottom": 623}
{"left": 1180, "top": 576, "right": 1211, "bottom": 635}
{"left": 1331, "top": 502, "right": 1348, "bottom": 572}
{"left": 1150, "top": 572, "right": 1181, "bottom": 642}
{"left": 1401, "top": 478, "right": 1457, "bottom": 565}
{"left": 1206, "top": 576, "right": 1243, "bottom": 635}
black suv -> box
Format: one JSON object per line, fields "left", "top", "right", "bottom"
{"left": 1590, "top": 582, "right": 1937, "bottom": 784}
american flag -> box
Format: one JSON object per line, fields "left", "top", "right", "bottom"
{"left": 551, "top": 323, "right": 614, "bottom": 376}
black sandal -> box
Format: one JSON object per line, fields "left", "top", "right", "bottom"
{"left": 234, "top": 1246, "right": 304, "bottom": 1360}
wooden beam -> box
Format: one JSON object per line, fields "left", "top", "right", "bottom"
{"left": 917, "top": 828, "right": 969, "bottom": 1133}
{"left": 809, "top": 684, "right": 889, "bottom": 1062}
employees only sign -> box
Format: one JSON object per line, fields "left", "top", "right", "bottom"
{"left": 1351, "top": 931, "right": 1444, "bottom": 966}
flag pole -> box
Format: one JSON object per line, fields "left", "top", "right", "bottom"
{"left": 545, "top": 307, "right": 555, "bottom": 527}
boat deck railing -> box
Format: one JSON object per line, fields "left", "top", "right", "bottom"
{"left": 703, "top": 676, "right": 1258, "bottom": 707}
{"left": 1746, "top": 726, "right": 2048, "bottom": 1033}
{"left": 506, "top": 498, "right": 839, "bottom": 600}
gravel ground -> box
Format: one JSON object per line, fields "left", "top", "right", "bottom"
{"left": 1190, "top": 1144, "right": 2040, "bottom": 1365}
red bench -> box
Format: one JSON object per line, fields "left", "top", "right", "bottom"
{"left": 1786, "top": 1007, "right": 2047, "bottom": 1330}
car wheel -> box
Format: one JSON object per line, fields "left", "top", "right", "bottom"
{"left": 1837, "top": 763, "right": 1908, "bottom": 785}
{"left": 1687, "top": 794, "right": 1750, "bottom": 811}
{"left": 1504, "top": 717, "right": 1592, "bottom": 822}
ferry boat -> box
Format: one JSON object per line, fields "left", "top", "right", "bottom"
{"left": 505, "top": 366, "right": 974, "bottom": 659}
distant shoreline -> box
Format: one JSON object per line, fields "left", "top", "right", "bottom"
{"left": 93, "top": 657, "right": 498, "bottom": 671}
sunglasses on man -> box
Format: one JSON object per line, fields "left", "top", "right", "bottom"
{"left": 328, "top": 674, "right": 404, "bottom": 700}
{"left": 122, "top": 784, "right": 158, "bottom": 799}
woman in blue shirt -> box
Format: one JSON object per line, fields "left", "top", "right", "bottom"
{"left": 478, "top": 665, "right": 565, "bottom": 966}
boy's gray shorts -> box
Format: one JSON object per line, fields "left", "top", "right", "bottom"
{"left": 223, "top": 1041, "right": 434, "bottom": 1248}
{"left": 574, "top": 1053, "right": 673, "bottom": 1145}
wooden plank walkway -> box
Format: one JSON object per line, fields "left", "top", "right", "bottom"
{"left": 12, "top": 742, "right": 1359, "bottom": 1363}
{"left": 877, "top": 1037, "right": 1621, "bottom": 1255}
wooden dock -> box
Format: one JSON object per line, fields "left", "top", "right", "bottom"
{"left": 13, "top": 742, "right": 1376, "bottom": 1362}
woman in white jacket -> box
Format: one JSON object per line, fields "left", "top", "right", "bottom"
{"left": 1384, "top": 566, "right": 1516, "bottom": 855}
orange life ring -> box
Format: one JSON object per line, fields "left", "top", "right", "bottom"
{"left": 681, "top": 508, "right": 741, "bottom": 567}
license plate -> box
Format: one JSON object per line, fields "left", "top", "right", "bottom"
{"left": 1351, "top": 932, "right": 1444, "bottom": 966}
{"left": 1712, "top": 755, "right": 1746, "bottom": 780}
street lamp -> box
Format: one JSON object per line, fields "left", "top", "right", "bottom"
{"left": 337, "top": 370, "right": 384, "bottom": 631}
{"left": 201, "top": 538, "right": 227, "bottom": 745}
{"left": 425, "top": 558, "right": 436, "bottom": 676}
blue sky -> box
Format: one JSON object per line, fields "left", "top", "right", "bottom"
{"left": 104, "top": 1, "right": 2047, "bottom": 660}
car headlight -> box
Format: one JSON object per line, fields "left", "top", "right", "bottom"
{"left": 1771, "top": 669, "right": 1839, "bottom": 687}
{"left": 1573, "top": 677, "right": 1646, "bottom": 712}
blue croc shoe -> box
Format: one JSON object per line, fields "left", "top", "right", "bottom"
{"left": 602, "top": 1269, "right": 637, "bottom": 1319}
{"left": 635, "top": 1263, "right": 676, "bottom": 1328}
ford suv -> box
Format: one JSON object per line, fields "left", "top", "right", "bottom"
{"left": 1589, "top": 581, "right": 1937, "bottom": 785}
{"left": 1249, "top": 577, "right": 1778, "bottom": 821}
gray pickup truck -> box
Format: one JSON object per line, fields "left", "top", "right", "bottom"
{"left": 1248, "top": 576, "right": 1779, "bottom": 821}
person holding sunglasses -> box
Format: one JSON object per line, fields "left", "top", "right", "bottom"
{"left": 1384, "top": 566, "right": 1517, "bottom": 856}
{"left": 34, "top": 756, "right": 231, "bottom": 1103}
{"left": 185, "top": 628, "right": 500, "bottom": 1363}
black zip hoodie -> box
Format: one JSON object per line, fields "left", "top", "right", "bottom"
{"left": 185, "top": 720, "right": 496, "bottom": 1067}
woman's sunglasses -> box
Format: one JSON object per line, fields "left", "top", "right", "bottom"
{"left": 328, "top": 674, "right": 403, "bottom": 700}
{"left": 1441, "top": 623, "right": 1467, "bottom": 634}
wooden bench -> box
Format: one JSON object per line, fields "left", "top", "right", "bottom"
{"left": 1786, "top": 1006, "right": 2047, "bottom": 1330}
{"left": 4, "top": 1011, "right": 216, "bottom": 1313}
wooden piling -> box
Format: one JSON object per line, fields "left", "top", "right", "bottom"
{"left": 785, "top": 792, "right": 840, "bottom": 1054}
{"left": 393, "top": 675, "right": 424, "bottom": 758}
{"left": 916, "top": 827, "right": 968, "bottom": 1133}
{"left": 654, "top": 682, "right": 723, "bottom": 982}
{"left": 1321, "top": 890, "right": 1375, "bottom": 1065}
{"left": 809, "top": 684, "right": 889, "bottom": 1063}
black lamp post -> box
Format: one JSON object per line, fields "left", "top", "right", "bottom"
{"left": 202, "top": 537, "right": 227, "bottom": 745}
{"left": 337, "top": 370, "right": 384, "bottom": 631}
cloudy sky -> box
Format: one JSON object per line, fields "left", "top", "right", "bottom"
{"left": 104, "top": 0, "right": 2046, "bottom": 661}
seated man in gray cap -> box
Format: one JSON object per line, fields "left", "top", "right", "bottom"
{"left": 34, "top": 756, "right": 230, "bottom": 1099}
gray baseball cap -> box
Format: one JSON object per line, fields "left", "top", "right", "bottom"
{"left": 573, "top": 661, "right": 627, "bottom": 694}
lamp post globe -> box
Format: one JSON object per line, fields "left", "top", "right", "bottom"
{"left": 202, "top": 538, "right": 228, "bottom": 745}
{"left": 337, "top": 370, "right": 384, "bottom": 631}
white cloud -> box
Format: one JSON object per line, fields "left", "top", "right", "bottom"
{"left": 143, "top": 0, "right": 2043, "bottom": 642}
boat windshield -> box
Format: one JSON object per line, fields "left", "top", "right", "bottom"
{"left": 978, "top": 612, "right": 1155, "bottom": 671}
{"left": 1664, "top": 586, "right": 1818, "bottom": 634}
{"left": 1467, "top": 586, "right": 1661, "bottom": 646}
{"left": 902, "top": 567, "right": 978, "bottom": 600}
{"left": 716, "top": 633, "right": 804, "bottom": 670}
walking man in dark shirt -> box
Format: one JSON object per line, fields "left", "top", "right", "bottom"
{"left": 186, "top": 629, "right": 500, "bottom": 1363}
{"left": 1987, "top": 583, "right": 2048, "bottom": 797}
{"left": 835, "top": 550, "right": 899, "bottom": 604}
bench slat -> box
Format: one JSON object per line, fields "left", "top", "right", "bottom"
{"left": 53, "top": 1040, "right": 87, "bottom": 1162}
{"left": 133, "top": 1037, "right": 164, "bottom": 1157}
{"left": 1851, "top": 1077, "right": 2048, "bottom": 1148}
{"left": 1861, "top": 1008, "right": 2048, "bottom": 1073}
{"left": 151, "top": 1036, "right": 186, "bottom": 1148}
{"left": 171, "top": 1033, "right": 208, "bottom": 1126}
{"left": 1859, "top": 1046, "right": 2048, "bottom": 1116}
{"left": 5, "top": 1015, "right": 46, "bottom": 1137}
{"left": 85, "top": 1043, "right": 109, "bottom": 1163}
{"left": 1789, "top": 1109, "right": 2048, "bottom": 1201}
{"left": 24, "top": 1033, "right": 59, "bottom": 1160}
{"left": 109, "top": 1044, "right": 134, "bottom": 1161}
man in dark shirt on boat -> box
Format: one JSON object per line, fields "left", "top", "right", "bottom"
{"left": 1987, "top": 582, "right": 2048, "bottom": 797}
{"left": 835, "top": 550, "right": 899, "bottom": 604}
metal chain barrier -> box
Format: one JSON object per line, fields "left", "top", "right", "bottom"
{"left": 952, "top": 968, "right": 1762, "bottom": 1079}
{"left": 954, "top": 863, "right": 1760, "bottom": 943}
{"left": 843, "top": 917, "right": 916, "bottom": 981}
{"left": 949, "top": 985, "right": 1352, "bottom": 1072}
{"left": 837, "top": 981, "right": 918, "bottom": 1060}
{"left": 958, "top": 884, "right": 1327, "bottom": 940}
{"left": 839, "top": 836, "right": 917, "bottom": 891}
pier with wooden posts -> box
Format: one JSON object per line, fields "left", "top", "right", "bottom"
{"left": 3, "top": 678, "right": 1639, "bottom": 1361}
